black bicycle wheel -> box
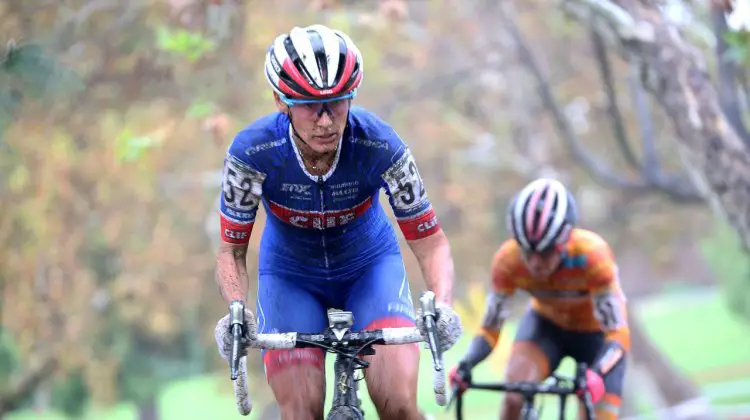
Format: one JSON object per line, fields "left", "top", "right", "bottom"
{"left": 521, "top": 404, "right": 539, "bottom": 420}
{"left": 327, "top": 405, "right": 365, "bottom": 420}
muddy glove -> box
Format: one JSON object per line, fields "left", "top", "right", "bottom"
{"left": 416, "top": 302, "right": 463, "bottom": 352}
{"left": 214, "top": 304, "right": 257, "bottom": 362}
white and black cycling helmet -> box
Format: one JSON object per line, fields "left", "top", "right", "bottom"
{"left": 506, "top": 178, "right": 578, "bottom": 253}
{"left": 264, "top": 24, "right": 364, "bottom": 100}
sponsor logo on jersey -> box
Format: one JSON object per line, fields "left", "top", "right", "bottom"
{"left": 244, "top": 138, "right": 287, "bottom": 156}
{"left": 224, "top": 229, "right": 249, "bottom": 241}
{"left": 416, "top": 215, "right": 439, "bottom": 233}
{"left": 350, "top": 137, "right": 389, "bottom": 149}
{"left": 281, "top": 183, "right": 312, "bottom": 195}
{"left": 267, "top": 197, "right": 373, "bottom": 229}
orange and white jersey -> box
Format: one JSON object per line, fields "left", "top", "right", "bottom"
{"left": 490, "top": 229, "right": 630, "bottom": 350}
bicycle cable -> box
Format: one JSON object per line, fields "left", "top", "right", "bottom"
{"left": 294, "top": 337, "right": 374, "bottom": 366}
{"left": 351, "top": 338, "right": 379, "bottom": 382}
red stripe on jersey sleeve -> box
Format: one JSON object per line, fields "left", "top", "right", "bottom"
{"left": 220, "top": 214, "right": 254, "bottom": 244}
{"left": 398, "top": 208, "right": 441, "bottom": 240}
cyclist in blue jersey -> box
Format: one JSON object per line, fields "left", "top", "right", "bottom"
{"left": 213, "top": 24, "right": 463, "bottom": 420}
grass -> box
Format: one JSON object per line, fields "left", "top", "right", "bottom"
{"left": 636, "top": 290, "right": 750, "bottom": 379}
{"left": 8, "top": 289, "right": 750, "bottom": 419}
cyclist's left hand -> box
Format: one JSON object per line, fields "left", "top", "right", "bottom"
{"left": 416, "top": 302, "right": 463, "bottom": 352}
{"left": 578, "top": 369, "right": 605, "bottom": 404}
{"left": 214, "top": 308, "right": 257, "bottom": 362}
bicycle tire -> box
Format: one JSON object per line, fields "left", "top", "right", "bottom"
{"left": 327, "top": 405, "right": 365, "bottom": 420}
{"left": 521, "top": 405, "right": 538, "bottom": 420}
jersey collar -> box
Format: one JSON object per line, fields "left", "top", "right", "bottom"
{"left": 288, "top": 124, "right": 343, "bottom": 183}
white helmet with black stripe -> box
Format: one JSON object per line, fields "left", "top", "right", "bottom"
{"left": 506, "top": 178, "right": 578, "bottom": 253}
{"left": 264, "top": 24, "right": 364, "bottom": 100}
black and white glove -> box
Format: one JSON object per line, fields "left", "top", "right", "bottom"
{"left": 214, "top": 307, "right": 257, "bottom": 361}
{"left": 416, "top": 302, "right": 463, "bottom": 352}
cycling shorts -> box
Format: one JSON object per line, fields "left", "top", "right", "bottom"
{"left": 512, "top": 309, "right": 626, "bottom": 417}
{"left": 256, "top": 251, "right": 417, "bottom": 380}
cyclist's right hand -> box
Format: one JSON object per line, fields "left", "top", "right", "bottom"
{"left": 448, "top": 362, "right": 471, "bottom": 396}
{"left": 214, "top": 307, "right": 257, "bottom": 361}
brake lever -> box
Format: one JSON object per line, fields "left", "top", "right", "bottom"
{"left": 420, "top": 291, "right": 448, "bottom": 406}
{"left": 229, "top": 300, "right": 245, "bottom": 380}
{"left": 419, "top": 291, "right": 442, "bottom": 371}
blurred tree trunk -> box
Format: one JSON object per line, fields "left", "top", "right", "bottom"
{"left": 560, "top": 0, "right": 750, "bottom": 252}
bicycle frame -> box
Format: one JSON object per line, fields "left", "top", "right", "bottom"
{"left": 327, "top": 310, "right": 369, "bottom": 419}
{"left": 452, "top": 363, "right": 595, "bottom": 420}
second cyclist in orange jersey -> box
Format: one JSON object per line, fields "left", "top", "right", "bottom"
{"left": 487, "top": 228, "right": 630, "bottom": 349}
{"left": 449, "top": 178, "right": 630, "bottom": 420}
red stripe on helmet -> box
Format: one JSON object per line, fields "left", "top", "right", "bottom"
{"left": 282, "top": 58, "right": 316, "bottom": 97}
{"left": 331, "top": 49, "right": 358, "bottom": 95}
{"left": 276, "top": 78, "right": 299, "bottom": 97}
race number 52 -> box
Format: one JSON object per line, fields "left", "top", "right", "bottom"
{"left": 223, "top": 157, "right": 264, "bottom": 212}
{"left": 383, "top": 151, "right": 426, "bottom": 210}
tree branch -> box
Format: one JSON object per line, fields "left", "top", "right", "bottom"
{"left": 560, "top": 0, "right": 750, "bottom": 251}
{"left": 591, "top": 29, "right": 641, "bottom": 170}
{"left": 628, "top": 62, "right": 657, "bottom": 179}
{"left": 710, "top": 2, "right": 750, "bottom": 148}
{"left": 627, "top": 62, "right": 703, "bottom": 203}
{"left": 498, "top": 3, "right": 647, "bottom": 191}
{"left": 498, "top": 1, "right": 704, "bottom": 203}
{"left": 0, "top": 356, "right": 58, "bottom": 416}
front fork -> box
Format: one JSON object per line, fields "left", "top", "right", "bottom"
{"left": 327, "top": 353, "right": 365, "bottom": 420}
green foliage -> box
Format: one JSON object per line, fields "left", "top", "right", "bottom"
{"left": 6, "top": 164, "right": 29, "bottom": 193}
{"left": 700, "top": 220, "right": 750, "bottom": 322}
{"left": 156, "top": 27, "right": 216, "bottom": 62}
{"left": 50, "top": 372, "right": 89, "bottom": 418}
{"left": 723, "top": 30, "right": 750, "bottom": 65}
{"left": 116, "top": 321, "right": 211, "bottom": 407}
{"left": 0, "top": 89, "right": 21, "bottom": 141}
{"left": 114, "top": 129, "right": 158, "bottom": 163}
{"left": 0, "top": 331, "right": 33, "bottom": 412}
{"left": 0, "top": 42, "right": 83, "bottom": 138}
{"left": 2, "top": 43, "right": 81, "bottom": 97}
{"left": 186, "top": 100, "right": 217, "bottom": 119}
{"left": 0, "top": 329, "right": 21, "bottom": 382}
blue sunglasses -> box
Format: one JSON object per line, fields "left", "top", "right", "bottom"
{"left": 279, "top": 89, "right": 358, "bottom": 107}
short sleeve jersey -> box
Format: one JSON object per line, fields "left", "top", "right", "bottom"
{"left": 218, "top": 107, "right": 441, "bottom": 280}
{"left": 490, "top": 229, "right": 630, "bottom": 350}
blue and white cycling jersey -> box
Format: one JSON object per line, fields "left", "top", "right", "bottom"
{"left": 219, "top": 106, "right": 441, "bottom": 282}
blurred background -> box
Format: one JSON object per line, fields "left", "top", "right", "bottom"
{"left": 1, "top": 0, "right": 749, "bottom": 419}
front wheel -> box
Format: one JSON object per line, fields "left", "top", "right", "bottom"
{"left": 327, "top": 405, "right": 365, "bottom": 420}
{"left": 520, "top": 404, "right": 539, "bottom": 420}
